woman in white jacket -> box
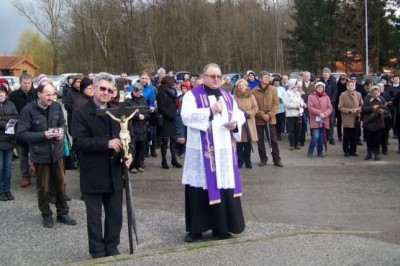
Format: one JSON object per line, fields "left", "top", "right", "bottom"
{"left": 283, "top": 80, "right": 306, "bottom": 150}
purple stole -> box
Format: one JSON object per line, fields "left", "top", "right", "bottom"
{"left": 192, "top": 85, "right": 242, "bottom": 205}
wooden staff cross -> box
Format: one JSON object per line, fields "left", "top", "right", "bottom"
{"left": 96, "top": 88, "right": 148, "bottom": 254}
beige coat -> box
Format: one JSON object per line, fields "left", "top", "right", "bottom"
{"left": 252, "top": 84, "right": 279, "bottom": 125}
{"left": 233, "top": 89, "right": 259, "bottom": 142}
{"left": 338, "top": 90, "right": 363, "bottom": 128}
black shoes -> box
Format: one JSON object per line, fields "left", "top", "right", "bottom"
{"left": 184, "top": 233, "right": 202, "bottom": 243}
{"left": 274, "top": 161, "right": 284, "bottom": 167}
{"left": 245, "top": 163, "right": 252, "bottom": 169}
{"left": 212, "top": 231, "right": 234, "bottom": 240}
{"left": 0, "top": 192, "right": 14, "bottom": 201}
{"left": 364, "top": 154, "right": 372, "bottom": 160}
{"left": 162, "top": 160, "right": 169, "bottom": 169}
{"left": 329, "top": 139, "right": 335, "bottom": 145}
{"left": 171, "top": 161, "right": 182, "bottom": 168}
{"left": 0, "top": 192, "right": 7, "bottom": 201}
{"left": 350, "top": 153, "right": 358, "bottom": 157}
{"left": 57, "top": 214, "right": 77, "bottom": 225}
{"left": 344, "top": 153, "right": 350, "bottom": 157}
{"left": 374, "top": 154, "right": 380, "bottom": 161}
{"left": 43, "top": 216, "right": 54, "bottom": 228}
{"left": 151, "top": 151, "right": 158, "bottom": 157}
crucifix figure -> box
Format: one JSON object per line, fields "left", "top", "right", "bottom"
{"left": 106, "top": 109, "right": 138, "bottom": 157}
{"left": 96, "top": 88, "right": 147, "bottom": 253}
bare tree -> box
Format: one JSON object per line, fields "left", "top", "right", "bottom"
{"left": 13, "top": 0, "right": 66, "bottom": 74}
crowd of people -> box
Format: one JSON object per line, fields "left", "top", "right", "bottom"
{"left": 0, "top": 65, "right": 398, "bottom": 258}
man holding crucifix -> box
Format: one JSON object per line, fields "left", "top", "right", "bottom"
{"left": 71, "top": 72, "right": 133, "bottom": 258}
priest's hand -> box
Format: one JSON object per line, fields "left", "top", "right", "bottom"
{"left": 124, "top": 153, "right": 133, "bottom": 167}
{"left": 108, "top": 138, "right": 122, "bottom": 152}
{"left": 224, "top": 122, "right": 237, "bottom": 131}
{"left": 211, "top": 101, "right": 223, "bottom": 115}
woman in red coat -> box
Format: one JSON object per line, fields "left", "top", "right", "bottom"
{"left": 307, "top": 82, "right": 333, "bottom": 157}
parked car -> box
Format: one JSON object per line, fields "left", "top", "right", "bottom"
{"left": 289, "top": 71, "right": 316, "bottom": 82}
{"left": 175, "top": 71, "right": 192, "bottom": 81}
{"left": 0, "top": 76, "right": 19, "bottom": 89}
{"left": 52, "top": 73, "right": 80, "bottom": 97}
{"left": 269, "top": 72, "right": 282, "bottom": 81}
{"left": 222, "top": 73, "right": 245, "bottom": 85}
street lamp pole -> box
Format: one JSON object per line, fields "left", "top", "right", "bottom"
{"left": 365, "top": 0, "right": 369, "bottom": 75}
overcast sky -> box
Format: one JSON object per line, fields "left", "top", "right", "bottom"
{"left": 0, "top": 0, "right": 32, "bottom": 54}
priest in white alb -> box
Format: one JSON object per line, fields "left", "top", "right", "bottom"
{"left": 181, "top": 63, "right": 246, "bottom": 242}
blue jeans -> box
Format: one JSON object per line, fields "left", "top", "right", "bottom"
{"left": 307, "top": 128, "right": 324, "bottom": 156}
{"left": 0, "top": 149, "right": 14, "bottom": 192}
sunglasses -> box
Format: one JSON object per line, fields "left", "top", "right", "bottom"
{"left": 205, "top": 74, "right": 222, "bottom": 80}
{"left": 98, "top": 86, "right": 115, "bottom": 94}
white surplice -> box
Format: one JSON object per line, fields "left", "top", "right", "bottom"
{"left": 181, "top": 90, "right": 245, "bottom": 190}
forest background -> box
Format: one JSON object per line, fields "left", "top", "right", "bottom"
{"left": 11, "top": 0, "right": 400, "bottom": 76}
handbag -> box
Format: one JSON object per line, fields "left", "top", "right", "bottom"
{"left": 64, "top": 136, "right": 78, "bottom": 170}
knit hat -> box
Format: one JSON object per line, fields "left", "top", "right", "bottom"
{"left": 246, "top": 70, "right": 256, "bottom": 76}
{"left": 0, "top": 78, "right": 9, "bottom": 86}
{"left": 37, "top": 74, "right": 48, "bottom": 85}
{"left": 132, "top": 82, "right": 143, "bottom": 91}
{"left": 287, "top": 78, "right": 298, "bottom": 90}
{"left": 315, "top": 82, "right": 325, "bottom": 90}
{"left": 322, "top": 67, "right": 331, "bottom": 74}
{"left": 79, "top": 77, "right": 93, "bottom": 94}
{"left": 349, "top": 73, "right": 358, "bottom": 79}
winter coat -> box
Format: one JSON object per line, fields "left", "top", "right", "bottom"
{"left": 126, "top": 96, "right": 149, "bottom": 142}
{"left": 338, "top": 90, "right": 363, "bottom": 128}
{"left": 233, "top": 88, "right": 259, "bottom": 142}
{"left": 156, "top": 87, "right": 177, "bottom": 138}
{"left": 320, "top": 76, "right": 337, "bottom": 104}
{"left": 252, "top": 84, "right": 279, "bottom": 125}
{"left": 362, "top": 95, "right": 387, "bottom": 131}
{"left": 283, "top": 88, "right": 305, "bottom": 117}
{"left": 17, "top": 100, "right": 66, "bottom": 164}
{"left": 63, "top": 86, "right": 81, "bottom": 114}
{"left": 0, "top": 99, "right": 18, "bottom": 151}
{"left": 8, "top": 88, "right": 37, "bottom": 114}
{"left": 71, "top": 100, "right": 125, "bottom": 193}
{"left": 307, "top": 92, "right": 333, "bottom": 129}
{"left": 72, "top": 94, "right": 92, "bottom": 111}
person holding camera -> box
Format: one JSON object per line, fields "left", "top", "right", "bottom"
{"left": 17, "top": 83, "right": 76, "bottom": 228}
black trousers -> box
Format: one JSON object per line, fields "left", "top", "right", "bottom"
{"left": 236, "top": 142, "right": 252, "bottom": 167}
{"left": 365, "top": 129, "right": 382, "bottom": 155}
{"left": 83, "top": 190, "right": 123, "bottom": 257}
{"left": 256, "top": 124, "right": 281, "bottom": 163}
{"left": 286, "top": 117, "right": 302, "bottom": 147}
{"left": 342, "top": 127, "right": 358, "bottom": 154}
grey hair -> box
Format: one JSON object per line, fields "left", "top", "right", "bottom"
{"left": 371, "top": 86, "right": 380, "bottom": 93}
{"left": 203, "top": 63, "right": 221, "bottom": 74}
{"left": 93, "top": 72, "right": 115, "bottom": 86}
{"left": 376, "top": 83, "right": 384, "bottom": 89}
{"left": 157, "top": 68, "right": 166, "bottom": 75}
{"left": 258, "top": 71, "right": 270, "bottom": 79}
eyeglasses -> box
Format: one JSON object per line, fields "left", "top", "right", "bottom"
{"left": 204, "top": 74, "right": 222, "bottom": 80}
{"left": 98, "top": 86, "right": 115, "bottom": 94}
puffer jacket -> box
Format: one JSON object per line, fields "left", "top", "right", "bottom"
{"left": 283, "top": 88, "right": 305, "bottom": 117}
{"left": 0, "top": 99, "right": 18, "bottom": 150}
{"left": 17, "top": 100, "right": 66, "bottom": 164}
{"left": 126, "top": 95, "right": 149, "bottom": 142}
